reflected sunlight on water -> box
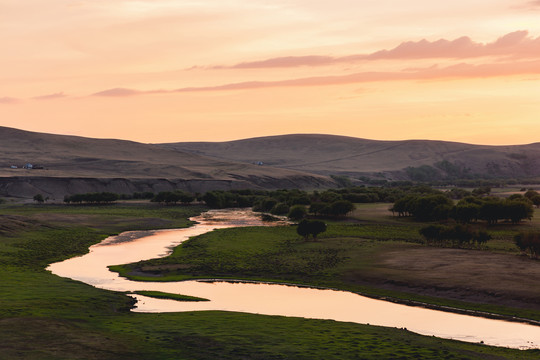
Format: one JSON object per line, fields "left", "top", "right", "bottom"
{"left": 48, "top": 209, "right": 540, "bottom": 349}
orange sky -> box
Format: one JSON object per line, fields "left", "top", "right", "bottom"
{"left": 1, "top": 0, "right": 540, "bottom": 145}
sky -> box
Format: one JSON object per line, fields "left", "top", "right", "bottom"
{"left": 1, "top": 0, "right": 540, "bottom": 145}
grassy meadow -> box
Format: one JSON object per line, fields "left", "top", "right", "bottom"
{"left": 0, "top": 201, "right": 539, "bottom": 359}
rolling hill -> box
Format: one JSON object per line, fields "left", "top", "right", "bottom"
{"left": 3, "top": 127, "right": 540, "bottom": 199}
{"left": 162, "top": 134, "right": 540, "bottom": 181}
{"left": 0, "top": 127, "right": 334, "bottom": 199}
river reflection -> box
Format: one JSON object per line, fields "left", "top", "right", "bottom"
{"left": 48, "top": 209, "right": 540, "bottom": 350}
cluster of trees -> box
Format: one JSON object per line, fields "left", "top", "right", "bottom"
{"left": 514, "top": 232, "right": 540, "bottom": 259}
{"left": 198, "top": 186, "right": 451, "bottom": 213}
{"left": 61, "top": 191, "right": 156, "bottom": 204}
{"left": 33, "top": 194, "right": 48, "bottom": 203}
{"left": 419, "top": 224, "right": 491, "bottom": 248}
{"left": 131, "top": 192, "right": 155, "bottom": 200}
{"left": 453, "top": 195, "right": 534, "bottom": 224}
{"left": 309, "top": 200, "right": 355, "bottom": 217}
{"left": 296, "top": 219, "right": 327, "bottom": 240}
{"left": 360, "top": 175, "right": 540, "bottom": 188}
{"left": 151, "top": 191, "right": 195, "bottom": 205}
{"left": 63, "top": 192, "right": 120, "bottom": 204}
{"left": 391, "top": 192, "right": 534, "bottom": 224}
{"left": 202, "top": 190, "right": 266, "bottom": 209}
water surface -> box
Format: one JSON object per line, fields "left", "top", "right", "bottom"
{"left": 48, "top": 209, "right": 540, "bottom": 349}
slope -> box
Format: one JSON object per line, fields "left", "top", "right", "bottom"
{"left": 162, "top": 134, "right": 540, "bottom": 179}
{"left": 0, "top": 127, "right": 334, "bottom": 198}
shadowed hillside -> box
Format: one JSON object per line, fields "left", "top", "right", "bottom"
{"left": 162, "top": 134, "right": 540, "bottom": 180}
{"left": 0, "top": 127, "right": 334, "bottom": 198}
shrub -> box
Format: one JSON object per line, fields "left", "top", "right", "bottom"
{"left": 288, "top": 205, "right": 307, "bottom": 221}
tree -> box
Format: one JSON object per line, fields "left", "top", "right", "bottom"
{"left": 503, "top": 199, "right": 533, "bottom": 224}
{"left": 296, "top": 219, "right": 327, "bottom": 240}
{"left": 524, "top": 189, "right": 540, "bottom": 200}
{"left": 270, "top": 202, "right": 289, "bottom": 215}
{"left": 514, "top": 232, "right": 540, "bottom": 259}
{"left": 288, "top": 205, "right": 307, "bottom": 221}
{"left": 296, "top": 219, "right": 311, "bottom": 240}
{"left": 330, "top": 200, "right": 355, "bottom": 216}
{"left": 412, "top": 194, "right": 453, "bottom": 221}
{"left": 530, "top": 195, "right": 540, "bottom": 208}
{"left": 309, "top": 220, "right": 327, "bottom": 239}
{"left": 452, "top": 202, "right": 480, "bottom": 223}
{"left": 33, "top": 194, "right": 44, "bottom": 203}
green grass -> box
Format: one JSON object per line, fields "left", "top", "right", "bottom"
{"left": 112, "top": 204, "right": 540, "bottom": 322}
{"left": 1, "top": 202, "right": 539, "bottom": 359}
{"left": 132, "top": 291, "right": 209, "bottom": 302}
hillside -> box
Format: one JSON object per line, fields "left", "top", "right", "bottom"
{"left": 162, "top": 134, "right": 540, "bottom": 180}
{"left": 0, "top": 127, "right": 334, "bottom": 199}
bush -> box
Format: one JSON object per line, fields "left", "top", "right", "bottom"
{"left": 296, "top": 219, "right": 327, "bottom": 240}
{"left": 270, "top": 202, "right": 290, "bottom": 215}
{"left": 514, "top": 232, "right": 540, "bottom": 259}
{"left": 288, "top": 205, "right": 307, "bottom": 221}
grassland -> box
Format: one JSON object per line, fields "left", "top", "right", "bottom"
{"left": 114, "top": 202, "right": 540, "bottom": 322}
{"left": 1, "top": 201, "right": 539, "bottom": 359}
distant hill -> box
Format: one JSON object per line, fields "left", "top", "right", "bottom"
{"left": 161, "top": 134, "right": 540, "bottom": 181}
{"left": 3, "top": 127, "right": 540, "bottom": 199}
{"left": 0, "top": 127, "right": 334, "bottom": 199}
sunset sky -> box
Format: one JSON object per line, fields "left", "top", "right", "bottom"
{"left": 1, "top": 0, "right": 540, "bottom": 144}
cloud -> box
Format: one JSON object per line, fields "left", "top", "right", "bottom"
{"left": 0, "top": 96, "right": 20, "bottom": 104}
{"left": 32, "top": 92, "right": 67, "bottom": 100}
{"left": 91, "top": 59, "right": 540, "bottom": 96}
{"left": 213, "top": 55, "right": 338, "bottom": 69}
{"left": 92, "top": 88, "right": 144, "bottom": 97}
{"left": 209, "top": 31, "right": 539, "bottom": 69}
{"left": 92, "top": 87, "right": 169, "bottom": 97}
{"left": 526, "top": 0, "right": 540, "bottom": 7}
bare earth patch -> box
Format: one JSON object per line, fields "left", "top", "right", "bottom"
{"left": 375, "top": 247, "right": 540, "bottom": 309}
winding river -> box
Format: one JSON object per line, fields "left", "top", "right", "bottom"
{"left": 48, "top": 209, "right": 540, "bottom": 350}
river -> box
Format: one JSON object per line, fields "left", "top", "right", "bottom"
{"left": 47, "top": 209, "right": 540, "bottom": 350}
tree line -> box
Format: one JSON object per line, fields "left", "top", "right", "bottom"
{"left": 419, "top": 224, "right": 491, "bottom": 249}
{"left": 391, "top": 193, "right": 534, "bottom": 224}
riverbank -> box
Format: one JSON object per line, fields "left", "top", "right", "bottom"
{"left": 1, "top": 203, "right": 539, "bottom": 358}
{"left": 112, "top": 209, "right": 540, "bottom": 323}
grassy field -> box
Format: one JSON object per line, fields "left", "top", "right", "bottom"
{"left": 1, "top": 202, "right": 539, "bottom": 359}
{"left": 115, "top": 203, "right": 540, "bottom": 322}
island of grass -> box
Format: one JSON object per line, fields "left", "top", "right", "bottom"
{"left": 1, "top": 199, "right": 539, "bottom": 359}
{"left": 112, "top": 202, "right": 540, "bottom": 323}
{"left": 132, "top": 290, "right": 209, "bottom": 302}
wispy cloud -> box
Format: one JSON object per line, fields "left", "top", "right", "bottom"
{"left": 0, "top": 96, "right": 20, "bottom": 104}
{"left": 206, "top": 31, "right": 539, "bottom": 69}
{"left": 91, "top": 59, "right": 540, "bottom": 96}
{"left": 32, "top": 92, "right": 67, "bottom": 100}
{"left": 92, "top": 87, "right": 168, "bottom": 97}
{"left": 526, "top": 0, "right": 540, "bottom": 8}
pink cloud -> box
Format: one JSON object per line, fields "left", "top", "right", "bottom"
{"left": 210, "top": 31, "right": 539, "bottom": 69}
{"left": 33, "top": 92, "right": 67, "bottom": 100}
{"left": 527, "top": 0, "right": 540, "bottom": 7}
{"left": 214, "top": 55, "right": 337, "bottom": 69}
{"left": 0, "top": 96, "right": 19, "bottom": 104}
{"left": 91, "top": 59, "right": 540, "bottom": 95}
{"left": 92, "top": 87, "right": 169, "bottom": 97}
{"left": 92, "top": 88, "right": 144, "bottom": 97}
